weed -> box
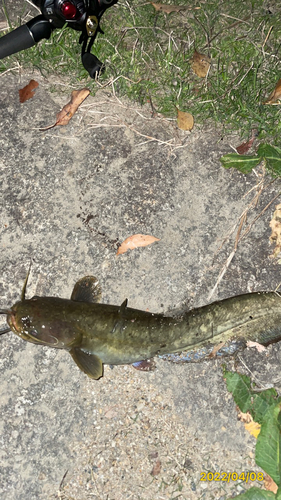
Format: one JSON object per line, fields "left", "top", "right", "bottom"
{"left": 1, "top": 0, "right": 281, "bottom": 141}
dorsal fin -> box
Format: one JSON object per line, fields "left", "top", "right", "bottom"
{"left": 71, "top": 276, "right": 102, "bottom": 303}
{"left": 119, "top": 299, "right": 128, "bottom": 315}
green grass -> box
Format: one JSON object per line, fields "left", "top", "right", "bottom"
{"left": 1, "top": 0, "right": 281, "bottom": 142}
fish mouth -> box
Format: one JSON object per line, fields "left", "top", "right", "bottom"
{"left": 6, "top": 309, "right": 30, "bottom": 338}
{"left": 7, "top": 310, "right": 19, "bottom": 332}
{"left": 5, "top": 308, "right": 60, "bottom": 346}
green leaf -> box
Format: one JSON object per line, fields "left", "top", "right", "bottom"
{"left": 257, "top": 144, "right": 281, "bottom": 176}
{"left": 220, "top": 153, "right": 261, "bottom": 173}
{"left": 229, "top": 487, "right": 276, "bottom": 499}
{"left": 224, "top": 370, "right": 252, "bottom": 411}
{"left": 257, "top": 143, "right": 281, "bottom": 159}
{"left": 224, "top": 369, "right": 281, "bottom": 424}
{"left": 254, "top": 389, "right": 281, "bottom": 424}
{"left": 256, "top": 402, "right": 281, "bottom": 486}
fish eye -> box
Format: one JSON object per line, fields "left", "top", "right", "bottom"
{"left": 30, "top": 329, "right": 39, "bottom": 337}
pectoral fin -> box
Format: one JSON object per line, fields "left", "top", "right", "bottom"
{"left": 70, "top": 347, "right": 103, "bottom": 379}
{"left": 71, "top": 276, "right": 102, "bottom": 303}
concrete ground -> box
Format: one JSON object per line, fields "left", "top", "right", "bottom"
{"left": 1, "top": 2, "right": 281, "bottom": 500}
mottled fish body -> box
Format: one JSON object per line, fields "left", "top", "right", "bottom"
{"left": 2, "top": 276, "right": 281, "bottom": 379}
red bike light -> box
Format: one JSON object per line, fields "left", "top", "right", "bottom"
{"left": 60, "top": 1, "right": 78, "bottom": 20}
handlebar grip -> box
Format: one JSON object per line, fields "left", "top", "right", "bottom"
{"left": 0, "top": 16, "right": 53, "bottom": 59}
{"left": 0, "top": 24, "right": 35, "bottom": 59}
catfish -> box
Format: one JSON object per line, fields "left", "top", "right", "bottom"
{"left": 1, "top": 275, "right": 281, "bottom": 380}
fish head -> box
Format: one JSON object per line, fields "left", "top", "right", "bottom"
{"left": 7, "top": 297, "right": 82, "bottom": 349}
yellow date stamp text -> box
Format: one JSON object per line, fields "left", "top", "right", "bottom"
{"left": 200, "top": 472, "right": 264, "bottom": 483}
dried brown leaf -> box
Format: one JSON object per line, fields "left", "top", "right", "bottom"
{"left": 236, "top": 130, "right": 258, "bottom": 154}
{"left": 151, "top": 459, "right": 161, "bottom": 476}
{"left": 191, "top": 50, "right": 211, "bottom": 78}
{"left": 236, "top": 137, "right": 255, "bottom": 155}
{"left": 237, "top": 411, "right": 253, "bottom": 424}
{"left": 40, "top": 88, "right": 90, "bottom": 131}
{"left": 263, "top": 78, "right": 281, "bottom": 105}
{"left": 116, "top": 234, "right": 160, "bottom": 255}
{"left": 269, "top": 203, "right": 281, "bottom": 258}
{"left": 208, "top": 342, "right": 225, "bottom": 358}
{"left": 150, "top": 2, "right": 187, "bottom": 13}
{"left": 56, "top": 88, "right": 90, "bottom": 126}
{"left": 19, "top": 80, "right": 39, "bottom": 103}
{"left": 264, "top": 474, "right": 278, "bottom": 493}
{"left": 238, "top": 410, "right": 261, "bottom": 439}
{"left": 177, "top": 109, "right": 194, "bottom": 131}
{"left": 246, "top": 340, "right": 266, "bottom": 353}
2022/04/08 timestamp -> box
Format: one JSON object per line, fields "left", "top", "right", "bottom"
{"left": 200, "top": 472, "right": 264, "bottom": 483}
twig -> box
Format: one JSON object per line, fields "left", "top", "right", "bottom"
{"left": 80, "top": 93, "right": 188, "bottom": 151}
{"left": 0, "top": 66, "right": 21, "bottom": 76}
{"left": 203, "top": 15, "right": 251, "bottom": 49}
{"left": 96, "top": 74, "right": 143, "bottom": 91}
{"left": 85, "top": 121, "right": 175, "bottom": 147}
{"left": 262, "top": 25, "right": 274, "bottom": 49}
{"left": 208, "top": 186, "right": 280, "bottom": 301}
{"left": 237, "top": 355, "right": 272, "bottom": 390}
{"left": 240, "top": 192, "right": 280, "bottom": 241}
{"left": 25, "top": 0, "right": 40, "bottom": 11}
{"left": 57, "top": 470, "right": 68, "bottom": 498}
{"left": 213, "top": 179, "right": 265, "bottom": 258}
{"left": 207, "top": 250, "right": 236, "bottom": 301}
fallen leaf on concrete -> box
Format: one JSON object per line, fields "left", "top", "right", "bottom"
{"left": 56, "top": 89, "right": 90, "bottom": 126}
{"left": 236, "top": 130, "right": 258, "bottom": 154}
{"left": 19, "top": 80, "right": 39, "bottom": 103}
{"left": 150, "top": 2, "right": 186, "bottom": 13}
{"left": 238, "top": 412, "right": 261, "bottom": 439}
{"left": 246, "top": 341, "right": 266, "bottom": 353}
{"left": 244, "top": 420, "right": 261, "bottom": 439}
{"left": 269, "top": 203, "right": 281, "bottom": 258}
{"left": 177, "top": 109, "right": 194, "bottom": 131}
{"left": 208, "top": 342, "right": 225, "bottom": 358}
{"left": 237, "top": 411, "right": 253, "bottom": 424}
{"left": 191, "top": 50, "right": 211, "bottom": 78}
{"left": 40, "top": 88, "right": 90, "bottom": 130}
{"left": 151, "top": 459, "right": 161, "bottom": 476}
{"left": 116, "top": 234, "right": 160, "bottom": 255}
{"left": 264, "top": 474, "right": 278, "bottom": 494}
{"left": 263, "top": 78, "right": 281, "bottom": 105}
{"left": 236, "top": 138, "right": 255, "bottom": 155}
